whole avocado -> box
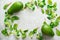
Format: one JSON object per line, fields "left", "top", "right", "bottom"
{"left": 41, "top": 21, "right": 54, "bottom": 36}
{"left": 7, "top": 1, "right": 23, "bottom": 14}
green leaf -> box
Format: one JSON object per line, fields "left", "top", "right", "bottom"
{"left": 38, "top": 2, "right": 45, "bottom": 8}
{"left": 11, "top": 16, "right": 19, "bottom": 22}
{"left": 53, "top": 2, "right": 57, "bottom": 11}
{"left": 56, "top": 29, "right": 60, "bottom": 36}
{"left": 29, "top": 28, "right": 38, "bottom": 37}
{"left": 24, "top": 30, "right": 28, "bottom": 33}
{"left": 20, "top": 29, "right": 26, "bottom": 39}
{"left": 16, "top": 30, "right": 20, "bottom": 37}
{"left": 29, "top": 31, "right": 33, "bottom": 37}
{"left": 50, "top": 21, "right": 59, "bottom": 28}
{"left": 47, "top": 5, "right": 53, "bottom": 9}
{"left": 10, "top": 25, "right": 13, "bottom": 31}
{"left": 5, "top": 12, "right": 11, "bottom": 20}
{"left": 56, "top": 16, "right": 60, "bottom": 22}
{"left": 45, "top": 9, "right": 49, "bottom": 14}
{"left": 25, "top": 2, "right": 35, "bottom": 10}
{"left": 1, "top": 28, "right": 8, "bottom": 36}
{"left": 3, "top": 3, "right": 11, "bottom": 10}
{"left": 34, "top": 1, "right": 37, "bottom": 6}
{"left": 33, "top": 28, "right": 38, "bottom": 34}
{"left": 41, "top": 8, "right": 44, "bottom": 14}
{"left": 48, "top": 0, "right": 52, "bottom": 5}
{"left": 47, "top": 10, "right": 57, "bottom": 20}
{"left": 36, "top": 33, "right": 43, "bottom": 40}
{"left": 13, "top": 24, "right": 18, "bottom": 30}
{"left": 22, "top": 33, "right": 26, "bottom": 39}
{"left": 4, "top": 20, "right": 11, "bottom": 27}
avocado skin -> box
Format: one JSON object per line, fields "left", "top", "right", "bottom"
{"left": 41, "top": 22, "right": 54, "bottom": 36}
{"left": 7, "top": 2, "right": 23, "bottom": 14}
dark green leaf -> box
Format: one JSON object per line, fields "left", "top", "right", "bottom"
{"left": 24, "top": 30, "right": 28, "bottom": 33}
{"left": 1, "top": 28, "right": 8, "bottom": 36}
{"left": 33, "top": 28, "right": 38, "bottom": 34}
{"left": 11, "top": 16, "right": 19, "bottom": 22}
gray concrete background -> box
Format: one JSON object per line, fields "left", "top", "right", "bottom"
{"left": 0, "top": 0, "right": 60, "bottom": 40}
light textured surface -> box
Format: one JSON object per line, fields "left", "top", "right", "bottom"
{"left": 0, "top": 0, "right": 60, "bottom": 40}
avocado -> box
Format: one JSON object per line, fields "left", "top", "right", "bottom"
{"left": 7, "top": 1, "right": 23, "bottom": 15}
{"left": 41, "top": 21, "right": 54, "bottom": 36}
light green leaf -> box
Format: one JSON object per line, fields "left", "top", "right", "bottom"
{"left": 41, "top": 8, "right": 44, "bottom": 14}
{"left": 3, "top": 2, "right": 11, "bottom": 10}
{"left": 10, "top": 25, "right": 13, "bottom": 31}
{"left": 25, "top": 2, "right": 35, "bottom": 10}
{"left": 13, "top": 24, "right": 18, "bottom": 30}
{"left": 48, "top": 0, "right": 52, "bottom": 5}
{"left": 53, "top": 2, "right": 57, "bottom": 11}
{"left": 56, "top": 29, "right": 60, "bottom": 36}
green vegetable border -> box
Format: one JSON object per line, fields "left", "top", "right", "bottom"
{"left": 1, "top": 0, "right": 60, "bottom": 40}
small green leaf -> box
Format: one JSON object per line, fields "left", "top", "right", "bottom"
{"left": 36, "top": 33, "right": 43, "bottom": 40}
{"left": 34, "top": 1, "right": 37, "bottom": 6}
{"left": 41, "top": 8, "right": 44, "bottom": 14}
{"left": 1, "top": 28, "right": 8, "bottom": 36}
{"left": 16, "top": 30, "right": 20, "bottom": 37}
{"left": 56, "top": 29, "right": 60, "bottom": 36}
{"left": 13, "top": 24, "right": 18, "bottom": 30}
{"left": 10, "top": 25, "right": 13, "bottom": 31}
{"left": 29, "top": 31, "right": 33, "bottom": 37}
{"left": 45, "top": 9, "right": 49, "bottom": 14}
{"left": 53, "top": 2, "right": 57, "bottom": 11}
{"left": 4, "top": 20, "right": 11, "bottom": 27}
{"left": 48, "top": 0, "right": 52, "bottom": 5}
{"left": 3, "top": 3, "right": 11, "bottom": 10}
{"left": 47, "top": 5, "right": 53, "bottom": 9}
{"left": 50, "top": 21, "right": 59, "bottom": 28}
{"left": 33, "top": 28, "right": 38, "bottom": 34}
{"left": 11, "top": 16, "right": 19, "bottom": 22}
{"left": 25, "top": 2, "right": 35, "bottom": 10}
{"left": 20, "top": 29, "right": 26, "bottom": 39}
{"left": 47, "top": 10, "right": 57, "bottom": 20}
{"left": 22, "top": 33, "right": 26, "bottom": 39}
{"left": 38, "top": 2, "right": 45, "bottom": 8}
{"left": 29, "top": 28, "right": 38, "bottom": 38}
{"left": 56, "top": 16, "right": 60, "bottom": 22}
{"left": 24, "top": 30, "right": 28, "bottom": 33}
